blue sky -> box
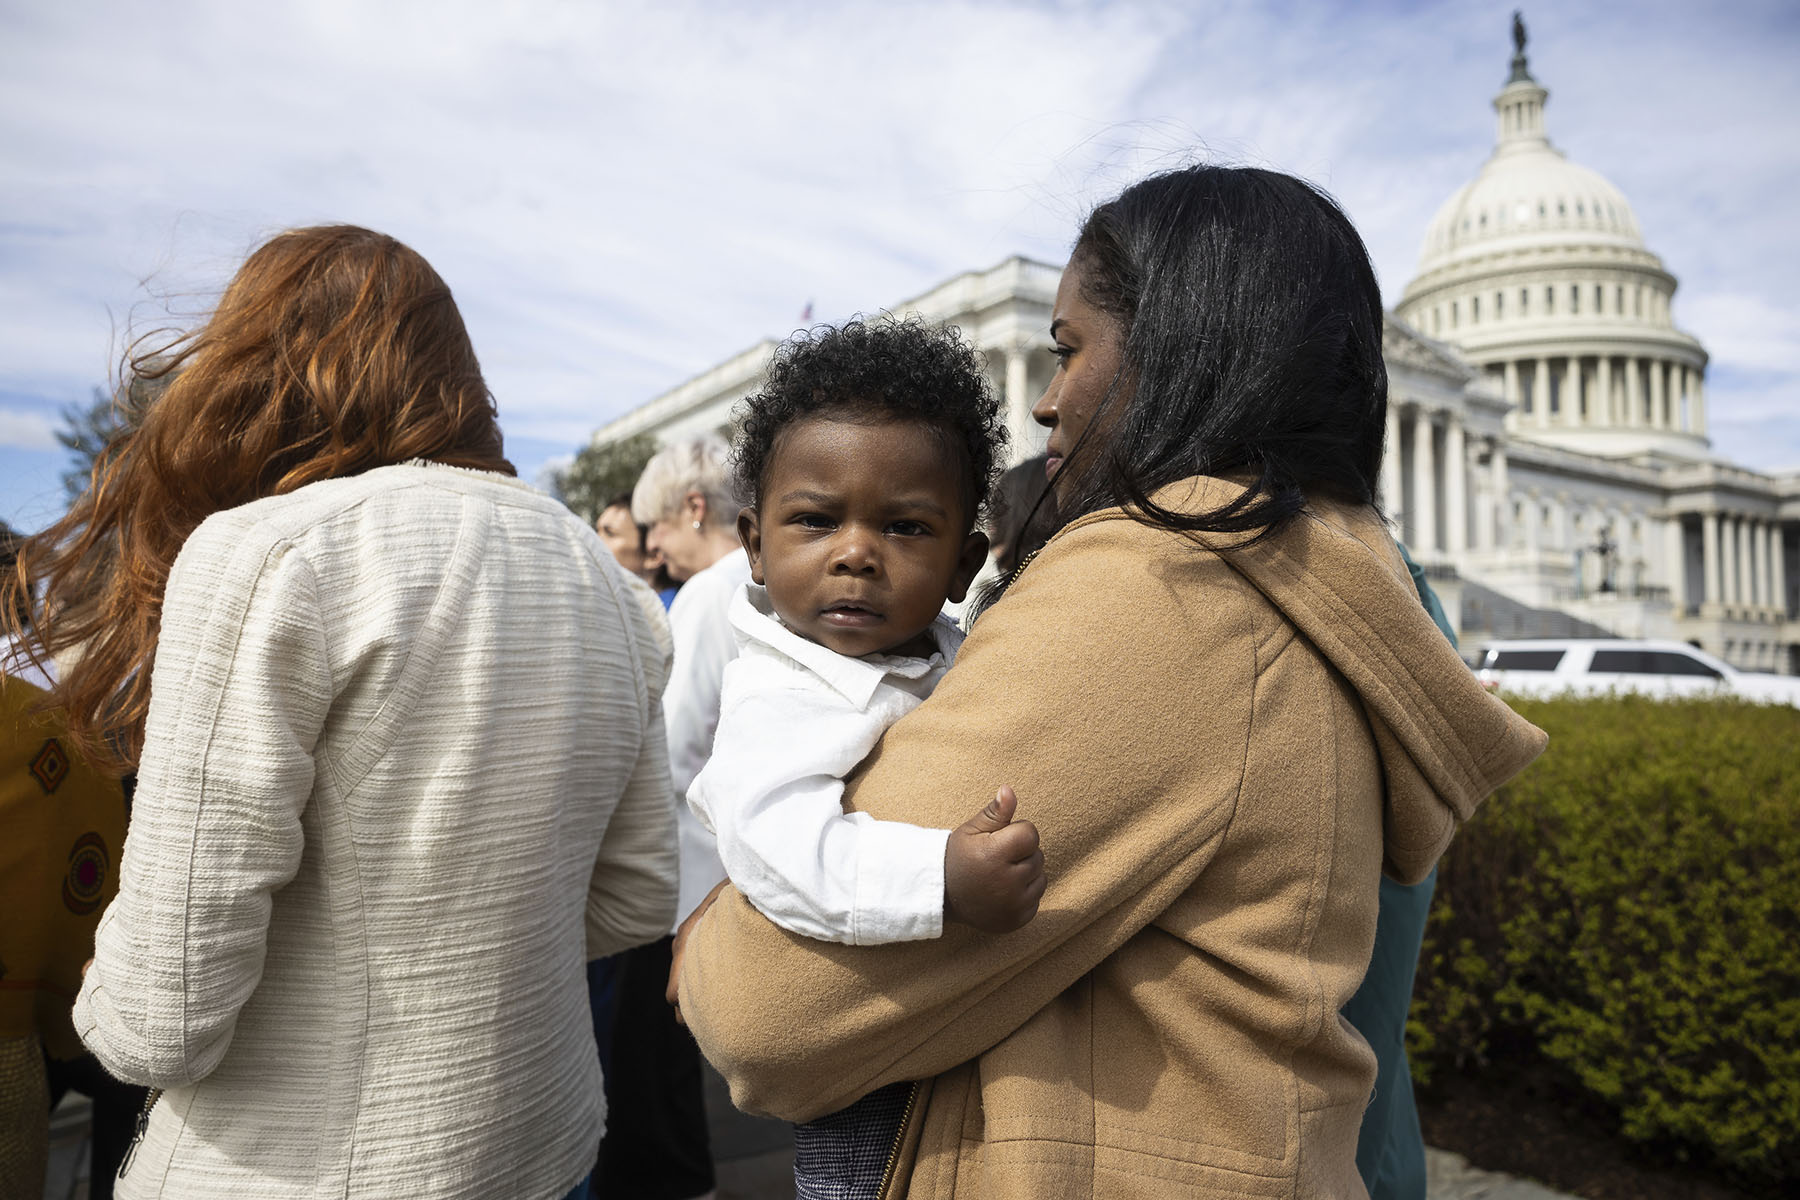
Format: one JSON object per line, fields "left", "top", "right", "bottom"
{"left": 4, "top": 0, "right": 1797, "bottom": 531}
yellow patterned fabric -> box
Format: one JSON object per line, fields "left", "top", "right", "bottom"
{"left": 1, "top": 673, "right": 127, "bottom": 1058}
{"left": 0, "top": 1034, "right": 50, "bottom": 1200}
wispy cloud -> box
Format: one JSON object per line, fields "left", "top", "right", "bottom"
{"left": 1684, "top": 293, "right": 1800, "bottom": 376}
{"left": 0, "top": 407, "right": 59, "bottom": 451}
{"left": 2, "top": 0, "right": 1796, "bottom": 530}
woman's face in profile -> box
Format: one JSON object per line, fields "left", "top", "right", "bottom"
{"left": 596, "top": 504, "right": 647, "bottom": 576}
{"left": 644, "top": 491, "right": 717, "bottom": 583}
{"left": 1033, "top": 259, "right": 1128, "bottom": 499}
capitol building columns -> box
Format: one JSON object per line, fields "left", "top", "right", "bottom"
{"left": 1475, "top": 436, "right": 1509, "bottom": 553}
{"left": 1002, "top": 339, "right": 1035, "bottom": 458}
{"left": 1410, "top": 406, "right": 1438, "bottom": 553}
{"left": 1484, "top": 351, "right": 1708, "bottom": 439}
{"left": 1663, "top": 498, "right": 1797, "bottom": 670}
{"left": 1446, "top": 420, "right": 1469, "bottom": 555}
{"left": 1773, "top": 524, "right": 1789, "bottom": 620}
{"left": 1722, "top": 516, "right": 1738, "bottom": 608}
{"left": 1380, "top": 392, "right": 1489, "bottom": 564}
{"left": 1664, "top": 518, "right": 1688, "bottom": 612}
{"left": 1702, "top": 514, "right": 1722, "bottom": 612}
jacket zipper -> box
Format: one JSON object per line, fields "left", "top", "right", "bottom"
{"left": 1003, "top": 549, "right": 1041, "bottom": 594}
{"left": 875, "top": 1081, "right": 921, "bottom": 1200}
{"left": 117, "top": 1087, "right": 161, "bottom": 1178}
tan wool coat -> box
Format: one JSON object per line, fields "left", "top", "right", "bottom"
{"left": 679, "top": 477, "right": 1547, "bottom": 1199}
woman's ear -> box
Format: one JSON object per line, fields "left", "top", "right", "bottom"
{"left": 737, "top": 507, "right": 765, "bottom": 585}
{"left": 683, "top": 490, "right": 708, "bottom": 529}
{"left": 946, "top": 531, "right": 991, "bottom": 603}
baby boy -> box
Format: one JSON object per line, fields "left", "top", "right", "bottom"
{"left": 686, "top": 315, "right": 1045, "bottom": 951}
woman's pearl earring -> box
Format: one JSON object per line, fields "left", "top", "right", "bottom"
{"left": 692, "top": 521, "right": 702, "bottom": 530}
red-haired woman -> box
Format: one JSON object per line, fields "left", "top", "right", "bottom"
{"left": 4, "top": 226, "right": 676, "bottom": 1200}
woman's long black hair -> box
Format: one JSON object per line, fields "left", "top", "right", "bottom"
{"left": 1051, "top": 164, "right": 1388, "bottom": 544}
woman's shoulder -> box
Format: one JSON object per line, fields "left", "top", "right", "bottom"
{"left": 987, "top": 476, "right": 1400, "bottom": 660}
{"left": 970, "top": 499, "right": 1268, "bottom": 681}
{"left": 1015, "top": 489, "right": 1246, "bottom": 602}
{"left": 179, "top": 463, "right": 576, "bottom": 568}
{"left": 205, "top": 461, "right": 544, "bottom": 523}
{"left": 692, "top": 547, "right": 754, "bottom": 588}
{"left": 1036, "top": 477, "right": 1399, "bottom": 589}
{"left": 670, "top": 549, "right": 752, "bottom": 612}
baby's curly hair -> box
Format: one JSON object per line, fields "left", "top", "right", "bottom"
{"left": 732, "top": 315, "right": 1005, "bottom": 530}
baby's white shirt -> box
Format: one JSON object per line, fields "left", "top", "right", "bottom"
{"left": 685, "top": 583, "right": 963, "bottom": 945}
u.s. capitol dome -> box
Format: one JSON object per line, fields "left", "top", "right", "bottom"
{"left": 1396, "top": 28, "right": 1709, "bottom": 460}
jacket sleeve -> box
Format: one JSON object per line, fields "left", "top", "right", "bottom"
{"left": 585, "top": 573, "right": 681, "bottom": 959}
{"left": 73, "top": 515, "right": 330, "bottom": 1089}
{"left": 689, "top": 669, "right": 949, "bottom": 945}
{"left": 677, "top": 517, "right": 1259, "bottom": 1120}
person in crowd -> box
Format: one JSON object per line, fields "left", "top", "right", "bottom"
{"left": 586, "top": 492, "right": 664, "bottom": 1093}
{"left": 985, "top": 453, "right": 1058, "bottom": 581}
{"left": 596, "top": 490, "right": 679, "bottom": 607}
{"left": 594, "top": 436, "right": 753, "bottom": 1200}
{"left": 682, "top": 317, "right": 1043, "bottom": 1194}
{"left": 598, "top": 491, "right": 655, "bottom": 581}
{"left": 4, "top": 528, "right": 148, "bottom": 1200}
{"left": 673, "top": 164, "right": 1548, "bottom": 1198}
{"left": 5, "top": 225, "right": 677, "bottom": 1200}
{"left": 1343, "top": 541, "right": 1460, "bottom": 1200}
{"left": 1, "top": 530, "right": 132, "bottom": 1199}
{"left": 956, "top": 454, "right": 1055, "bottom": 622}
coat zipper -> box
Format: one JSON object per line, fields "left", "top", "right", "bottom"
{"left": 117, "top": 1087, "right": 161, "bottom": 1178}
{"left": 875, "top": 1081, "right": 921, "bottom": 1200}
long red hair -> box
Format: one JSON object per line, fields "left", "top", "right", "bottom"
{"left": 2, "top": 224, "right": 513, "bottom": 768}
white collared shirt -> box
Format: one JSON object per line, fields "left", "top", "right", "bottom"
{"left": 686, "top": 583, "right": 963, "bottom": 945}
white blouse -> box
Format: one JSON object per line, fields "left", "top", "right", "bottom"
{"left": 661, "top": 547, "right": 752, "bottom": 926}
{"left": 74, "top": 462, "right": 678, "bottom": 1200}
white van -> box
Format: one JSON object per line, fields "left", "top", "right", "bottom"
{"left": 1475, "top": 639, "right": 1800, "bottom": 706}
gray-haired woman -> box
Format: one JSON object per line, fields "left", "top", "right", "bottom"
{"left": 600, "top": 435, "right": 752, "bottom": 1200}
{"left": 631, "top": 435, "right": 751, "bottom": 915}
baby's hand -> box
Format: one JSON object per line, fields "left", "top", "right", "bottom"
{"left": 945, "top": 786, "right": 1045, "bottom": 933}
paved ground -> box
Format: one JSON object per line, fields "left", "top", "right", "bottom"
{"left": 45, "top": 1079, "right": 1577, "bottom": 1200}
{"left": 1425, "top": 1149, "right": 1576, "bottom": 1200}
{"left": 702, "top": 1060, "right": 794, "bottom": 1200}
{"left": 43, "top": 1093, "right": 89, "bottom": 1200}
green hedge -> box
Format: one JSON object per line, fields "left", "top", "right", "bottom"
{"left": 1409, "top": 694, "right": 1800, "bottom": 1181}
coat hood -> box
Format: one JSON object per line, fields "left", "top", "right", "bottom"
{"left": 1135, "top": 478, "right": 1548, "bottom": 883}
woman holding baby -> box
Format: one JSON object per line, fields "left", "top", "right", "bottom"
{"left": 675, "top": 164, "right": 1547, "bottom": 1198}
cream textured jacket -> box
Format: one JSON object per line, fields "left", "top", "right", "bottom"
{"left": 74, "top": 462, "right": 679, "bottom": 1200}
{"left": 680, "top": 478, "right": 1547, "bottom": 1199}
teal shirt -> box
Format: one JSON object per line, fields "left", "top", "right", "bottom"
{"left": 1343, "top": 541, "right": 1452, "bottom": 1200}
